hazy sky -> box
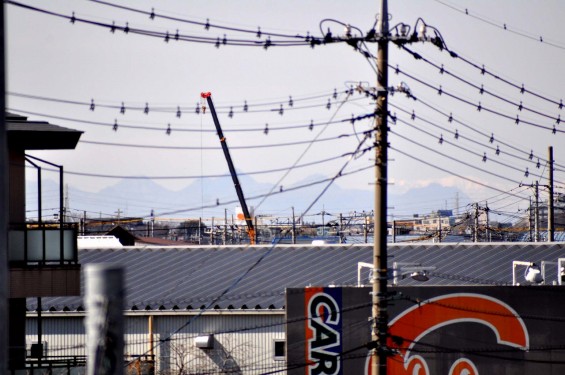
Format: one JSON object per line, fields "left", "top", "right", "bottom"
{"left": 7, "top": 0, "right": 565, "bottom": 220}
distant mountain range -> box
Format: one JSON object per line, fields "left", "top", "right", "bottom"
{"left": 25, "top": 175, "right": 472, "bottom": 222}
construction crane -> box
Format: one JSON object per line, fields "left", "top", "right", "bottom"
{"left": 201, "top": 92, "right": 256, "bottom": 244}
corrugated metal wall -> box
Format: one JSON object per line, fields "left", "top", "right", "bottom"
{"left": 27, "top": 312, "right": 287, "bottom": 374}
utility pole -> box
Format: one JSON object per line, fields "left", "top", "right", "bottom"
{"left": 150, "top": 209, "right": 155, "bottom": 238}
{"left": 198, "top": 217, "right": 202, "bottom": 245}
{"left": 528, "top": 198, "right": 533, "bottom": 242}
{"left": 474, "top": 203, "right": 479, "bottom": 243}
{"left": 535, "top": 181, "right": 540, "bottom": 242}
{"left": 548, "top": 146, "right": 554, "bottom": 242}
{"left": 372, "top": 0, "right": 389, "bottom": 373}
{"left": 437, "top": 215, "right": 442, "bottom": 243}
{"left": 485, "top": 203, "right": 490, "bottom": 242}
{"left": 223, "top": 208, "right": 227, "bottom": 245}
{"left": 364, "top": 214, "right": 369, "bottom": 243}
{"left": 115, "top": 208, "right": 122, "bottom": 225}
{"left": 291, "top": 207, "right": 296, "bottom": 244}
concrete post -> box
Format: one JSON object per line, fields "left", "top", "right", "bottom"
{"left": 85, "top": 264, "right": 125, "bottom": 375}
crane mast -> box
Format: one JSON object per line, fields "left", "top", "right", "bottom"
{"left": 201, "top": 92, "right": 256, "bottom": 245}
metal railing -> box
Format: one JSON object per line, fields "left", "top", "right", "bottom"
{"left": 9, "top": 223, "right": 78, "bottom": 266}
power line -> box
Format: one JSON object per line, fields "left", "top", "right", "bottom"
{"left": 8, "top": 107, "right": 374, "bottom": 133}
{"left": 393, "top": 64, "right": 564, "bottom": 134}
{"left": 77, "top": 130, "right": 367, "bottom": 150}
{"left": 392, "top": 112, "right": 562, "bottom": 184}
{"left": 391, "top": 126, "right": 526, "bottom": 186}
{"left": 6, "top": 0, "right": 342, "bottom": 49}
{"left": 8, "top": 88, "right": 361, "bottom": 115}
{"left": 390, "top": 145, "right": 529, "bottom": 200}
{"left": 400, "top": 44, "right": 563, "bottom": 124}
{"left": 89, "top": 0, "right": 319, "bottom": 40}
{"left": 26, "top": 152, "right": 358, "bottom": 180}
{"left": 433, "top": 0, "right": 565, "bottom": 52}
{"left": 442, "top": 47, "right": 565, "bottom": 110}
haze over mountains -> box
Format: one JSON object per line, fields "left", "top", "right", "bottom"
{"left": 25, "top": 175, "right": 471, "bottom": 222}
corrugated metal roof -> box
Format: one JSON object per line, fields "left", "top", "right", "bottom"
{"left": 29, "top": 242, "right": 565, "bottom": 311}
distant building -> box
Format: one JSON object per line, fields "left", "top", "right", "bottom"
{"left": 413, "top": 210, "right": 455, "bottom": 233}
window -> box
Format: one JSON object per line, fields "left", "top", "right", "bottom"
{"left": 273, "top": 340, "right": 285, "bottom": 360}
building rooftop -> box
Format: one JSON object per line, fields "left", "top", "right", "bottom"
{"left": 6, "top": 112, "right": 82, "bottom": 150}
{"left": 29, "top": 242, "right": 565, "bottom": 312}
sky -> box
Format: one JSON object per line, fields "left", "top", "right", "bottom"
{"left": 6, "top": 0, "right": 565, "bottom": 222}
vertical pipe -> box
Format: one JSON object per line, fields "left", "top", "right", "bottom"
{"left": 392, "top": 220, "right": 396, "bottom": 244}
{"left": 148, "top": 315, "right": 154, "bottom": 363}
{"left": 37, "top": 297, "right": 42, "bottom": 363}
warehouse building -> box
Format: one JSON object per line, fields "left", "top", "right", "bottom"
{"left": 25, "top": 242, "right": 565, "bottom": 374}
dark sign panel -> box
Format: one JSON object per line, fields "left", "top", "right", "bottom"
{"left": 286, "top": 286, "right": 565, "bottom": 374}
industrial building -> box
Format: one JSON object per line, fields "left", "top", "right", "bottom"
{"left": 25, "top": 242, "right": 565, "bottom": 374}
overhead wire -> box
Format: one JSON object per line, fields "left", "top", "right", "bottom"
{"left": 76, "top": 130, "right": 369, "bottom": 150}
{"left": 442, "top": 46, "right": 565, "bottom": 109}
{"left": 393, "top": 64, "right": 564, "bottom": 134}
{"left": 252, "top": 89, "right": 355, "bottom": 212}
{"left": 391, "top": 125, "right": 527, "bottom": 186}
{"left": 6, "top": 0, "right": 342, "bottom": 48}
{"left": 89, "top": 0, "right": 315, "bottom": 40}
{"left": 400, "top": 44, "right": 563, "bottom": 124}
{"left": 390, "top": 145, "right": 529, "bottom": 199}
{"left": 25, "top": 152, "right": 356, "bottom": 180}
{"left": 8, "top": 88, "right": 360, "bottom": 114}
{"left": 392, "top": 112, "right": 560, "bottom": 184}
{"left": 433, "top": 0, "right": 565, "bottom": 52}
{"left": 7, "top": 107, "right": 374, "bottom": 133}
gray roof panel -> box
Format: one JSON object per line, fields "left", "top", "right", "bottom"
{"left": 28, "top": 243, "right": 565, "bottom": 311}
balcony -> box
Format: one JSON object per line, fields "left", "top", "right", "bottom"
{"left": 8, "top": 223, "right": 80, "bottom": 298}
{"left": 9, "top": 223, "right": 78, "bottom": 266}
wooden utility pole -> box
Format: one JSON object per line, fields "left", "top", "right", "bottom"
{"left": 372, "top": 0, "right": 389, "bottom": 373}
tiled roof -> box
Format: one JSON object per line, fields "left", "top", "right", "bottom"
{"left": 30, "top": 242, "right": 565, "bottom": 312}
